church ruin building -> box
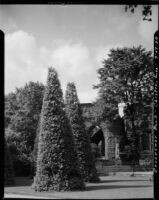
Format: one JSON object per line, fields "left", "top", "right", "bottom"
{"left": 80, "top": 103, "right": 153, "bottom": 161}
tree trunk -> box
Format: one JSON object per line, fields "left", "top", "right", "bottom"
{"left": 131, "top": 108, "right": 139, "bottom": 164}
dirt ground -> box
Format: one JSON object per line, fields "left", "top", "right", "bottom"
{"left": 4, "top": 175, "right": 153, "bottom": 199}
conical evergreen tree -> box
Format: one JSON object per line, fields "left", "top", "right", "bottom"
{"left": 65, "top": 82, "right": 100, "bottom": 183}
{"left": 32, "top": 68, "right": 85, "bottom": 191}
{"left": 4, "top": 141, "right": 15, "bottom": 186}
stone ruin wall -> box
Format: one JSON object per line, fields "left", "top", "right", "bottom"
{"left": 80, "top": 103, "right": 120, "bottom": 160}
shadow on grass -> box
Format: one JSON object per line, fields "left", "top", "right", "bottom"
{"left": 7, "top": 177, "right": 33, "bottom": 187}
{"left": 100, "top": 179, "right": 149, "bottom": 183}
{"left": 6, "top": 177, "right": 151, "bottom": 190}
{"left": 86, "top": 184, "right": 152, "bottom": 191}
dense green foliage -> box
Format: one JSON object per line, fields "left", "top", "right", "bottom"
{"left": 94, "top": 46, "right": 153, "bottom": 163}
{"left": 65, "top": 83, "right": 100, "bottom": 183}
{"left": 5, "top": 82, "right": 45, "bottom": 176}
{"left": 32, "top": 68, "right": 85, "bottom": 191}
{"left": 31, "top": 118, "right": 41, "bottom": 177}
{"left": 4, "top": 141, "right": 15, "bottom": 186}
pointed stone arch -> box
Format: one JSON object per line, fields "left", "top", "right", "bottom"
{"left": 88, "top": 125, "right": 105, "bottom": 157}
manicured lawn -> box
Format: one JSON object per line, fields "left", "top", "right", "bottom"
{"left": 4, "top": 175, "right": 153, "bottom": 199}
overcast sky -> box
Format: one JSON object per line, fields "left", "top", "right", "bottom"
{"left": 0, "top": 5, "right": 158, "bottom": 103}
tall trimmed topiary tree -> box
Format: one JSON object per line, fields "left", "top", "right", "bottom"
{"left": 4, "top": 141, "right": 15, "bottom": 186}
{"left": 65, "top": 82, "right": 100, "bottom": 183}
{"left": 32, "top": 67, "right": 85, "bottom": 192}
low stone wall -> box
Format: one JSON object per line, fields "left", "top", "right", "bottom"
{"left": 96, "top": 164, "right": 153, "bottom": 175}
{"left": 96, "top": 165, "right": 132, "bottom": 175}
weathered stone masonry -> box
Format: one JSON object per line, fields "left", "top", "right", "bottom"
{"left": 80, "top": 103, "right": 152, "bottom": 161}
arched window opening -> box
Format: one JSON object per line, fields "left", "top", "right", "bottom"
{"left": 89, "top": 125, "right": 105, "bottom": 157}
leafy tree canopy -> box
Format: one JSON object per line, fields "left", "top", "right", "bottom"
{"left": 125, "top": 5, "right": 153, "bottom": 21}
{"left": 5, "top": 81, "right": 45, "bottom": 176}
{"left": 94, "top": 45, "right": 153, "bottom": 163}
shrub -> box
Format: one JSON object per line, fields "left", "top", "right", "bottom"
{"left": 4, "top": 141, "right": 15, "bottom": 186}
{"left": 5, "top": 128, "right": 31, "bottom": 177}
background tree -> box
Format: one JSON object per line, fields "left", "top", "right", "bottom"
{"left": 32, "top": 68, "right": 85, "bottom": 192}
{"left": 10, "top": 82, "right": 45, "bottom": 154}
{"left": 94, "top": 45, "right": 153, "bottom": 164}
{"left": 65, "top": 82, "right": 100, "bottom": 183}
{"left": 31, "top": 117, "right": 41, "bottom": 177}
{"left": 5, "top": 92, "right": 18, "bottom": 128}
{"left": 5, "top": 81, "right": 45, "bottom": 176}
{"left": 4, "top": 141, "right": 15, "bottom": 186}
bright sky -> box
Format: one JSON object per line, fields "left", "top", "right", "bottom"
{"left": 0, "top": 5, "right": 158, "bottom": 103}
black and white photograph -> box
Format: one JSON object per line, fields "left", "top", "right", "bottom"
{"left": 1, "top": 4, "right": 158, "bottom": 199}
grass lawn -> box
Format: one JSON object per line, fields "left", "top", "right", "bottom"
{"left": 4, "top": 175, "right": 153, "bottom": 199}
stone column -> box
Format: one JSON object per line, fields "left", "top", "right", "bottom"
{"left": 118, "top": 102, "right": 126, "bottom": 118}
{"left": 104, "top": 135, "right": 108, "bottom": 160}
{"left": 149, "top": 133, "right": 152, "bottom": 151}
{"left": 115, "top": 143, "right": 120, "bottom": 159}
